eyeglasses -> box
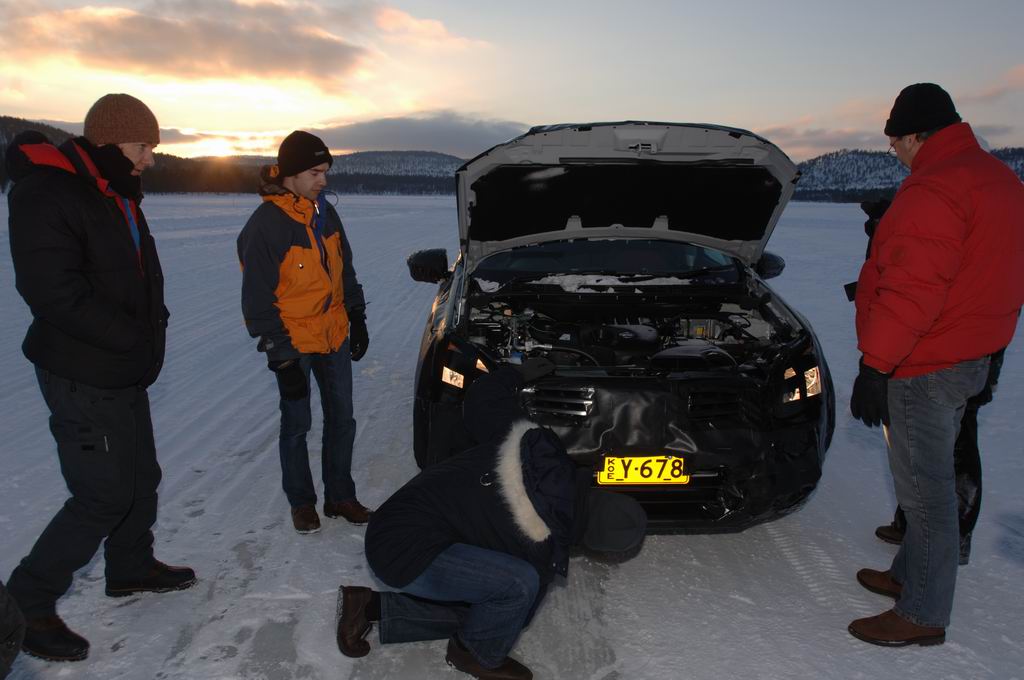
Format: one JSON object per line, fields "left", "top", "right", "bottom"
{"left": 887, "top": 137, "right": 902, "bottom": 157}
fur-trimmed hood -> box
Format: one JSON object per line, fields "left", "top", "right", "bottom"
{"left": 496, "top": 420, "right": 552, "bottom": 542}
{"left": 494, "top": 419, "right": 578, "bottom": 575}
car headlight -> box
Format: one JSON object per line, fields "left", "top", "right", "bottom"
{"left": 781, "top": 365, "right": 821, "bottom": 403}
{"left": 441, "top": 366, "right": 465, "bottom": 388}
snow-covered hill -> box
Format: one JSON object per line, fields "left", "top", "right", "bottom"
{"left": 793, "top": 147, "right": 1024, "bottom": 201}
{"left": 796, "top": 150, "right": 909, "bottom": 191}
{"left": 329, "top": 150, "right": 463, "bottom": 177}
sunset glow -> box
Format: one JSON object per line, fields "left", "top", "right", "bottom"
{"left": 1, "top": 1, "right": 1021, "bottom": 160}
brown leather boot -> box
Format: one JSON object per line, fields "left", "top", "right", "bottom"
{"left": 445, "top": 637, "right": 532, "bottom": 679}
{"left": 323, "top": 499, "right": 372, "bottom": 525}
{"left": 291, "top": 505, "right": 321, "bottom": 534}
{"left": 856, "top": 568, "right": 902, "bottom": 599}
{"left": 848, "top": 609, "right": 945, "bottom": 647}
{"left": 335, "top": 586, "right": 373, "bottom": 658}
{"left": 21, "top": 616, "right": 89, "bottom": 662}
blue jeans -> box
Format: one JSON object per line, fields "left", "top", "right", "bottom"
{"left": 377, "top": 543, "right": 542, "bottom": 669}
{"left": 887, "top": 357, "right": 989, "bottom": 628}
{"left": 278, "top": 342, "right": 356, "bottom": 507}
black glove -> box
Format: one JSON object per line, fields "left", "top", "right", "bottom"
{"left": 516, "top": 357, "right": 556, "bottom": 383}
{"left": 269, "top": 359, "right": 307, "bottom": 401}
{"left": 850, "top": 359, "right": 890, "bottom": 428}
{"left": 860, "top": 198, "right": 891, "bottom": 255}
{"left": 348, "top": 309, "right": 369, "bottom": 362}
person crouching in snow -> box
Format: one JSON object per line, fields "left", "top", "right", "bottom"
{"left": 237, "top": 131, "right": 372, "bottom": 534}
{"left": 335, "top": 361, "right": 647, "bottom": 680}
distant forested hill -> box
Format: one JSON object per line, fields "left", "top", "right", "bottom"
{"left": 793, "top": 147, "right": 1024, "bottom": 202}
{"left": 3, "top": 115, "right": 1021, "bottom": 200}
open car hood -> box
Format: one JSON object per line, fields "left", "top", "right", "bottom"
{"left": 457, "top": 122, "right": 799, "bottom": 273}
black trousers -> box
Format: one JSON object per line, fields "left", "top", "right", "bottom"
{"left": 0, "top": 580, "right": 24, "bottom": 679}
{"left": 6, "top": 369, "right": 162, "bottom": 619}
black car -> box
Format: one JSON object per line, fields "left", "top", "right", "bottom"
{"left": 407, "top": 121, "right": 835, "bottom": 532}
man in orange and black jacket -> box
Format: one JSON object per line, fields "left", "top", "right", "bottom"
{"left": 237, "top": 131, "right": 371, "bottom": 534}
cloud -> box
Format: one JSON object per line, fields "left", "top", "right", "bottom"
{"left": 957, "top": 64, "right": 1024, "bottom": 105}
{"left": 374, "top": 7, "right": 488, "bottom": 49}
{"left": 755, "top": 125, "right": 885, "bottom": 160}
{"left": 972, "top": 124, "right": 1014, "bottom": 138}
{"left": 158, "top": 128, "right": 205, "bottom": 144}
{"left": 308, "top": 111, "right": 529, "bottom": 157}
{"left": 0, "top": 1, "right": 376, "bottom": 92}
{"left": 35, "top": 119, "right": 204, "bottom": 143}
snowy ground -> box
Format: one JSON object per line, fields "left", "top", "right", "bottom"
{"left": 1, "top": 195, "right": 1022, "bottom": 680}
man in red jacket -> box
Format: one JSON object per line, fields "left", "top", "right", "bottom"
{"left": 848, "top": 83, "right": 1024, "bottom": 646}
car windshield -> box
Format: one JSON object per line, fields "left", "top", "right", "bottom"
{"left": 474, "top": 239, "right": 739, "bottom": 282}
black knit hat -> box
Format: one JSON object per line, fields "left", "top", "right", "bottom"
{"left": 277, "top": 130, "right": 333, "bottom": 177}
{"left": 884, "top": 83, "right": 961, "bottom": 137}
{"left": 581, "top": 489, "right": 647, "bottom": 555}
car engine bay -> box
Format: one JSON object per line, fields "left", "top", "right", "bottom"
{"left": 465, "top": 291, "right": 800, "bottom": 375}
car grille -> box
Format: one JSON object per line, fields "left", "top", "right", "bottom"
{"left": 688, "top": 390, "right": 742, "bottom": 419}
{"left": 687, "top": 387, "right": 763, "bottom": 428}
{"left": 521, "top": 385, "right": 596, "bottom": 419}
{"left": 522, "top": 383, "right": 763, "bottom": 428}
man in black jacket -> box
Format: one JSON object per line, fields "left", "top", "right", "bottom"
{"left": 335, "top": 365, "right": 647, "bottom": 680}
{"left": 4, "top": 94, "right": 196, "bottom": 663}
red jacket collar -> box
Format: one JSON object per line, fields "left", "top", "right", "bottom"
{"left": 910, "top": 122, "right": 980, "bottom": 173}
{"left": 18, "top": 143, "right": 76, "bottom": 174}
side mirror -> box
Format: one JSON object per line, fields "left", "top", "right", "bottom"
{"left": 756, "top": 251, "right": 785, "bottom": 280}
{"left": 407, "top": 248, "right": 450, "bottom": 283}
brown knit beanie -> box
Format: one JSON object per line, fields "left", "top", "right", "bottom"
{"left": 83, "top": 94, "right": 160, "bottom": 146}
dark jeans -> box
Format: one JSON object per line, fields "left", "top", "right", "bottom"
{"left": 887, "top": 358, "right": 989, "bottom": 628}
{"left": 279, "top": 342, "right": 357, "bottom": 507}
{"left": 889, "top": 349, "right": 1003, "bottom": 563}
{"left": 6, "top": 369, "right": 161, "bottom": 619}
{"left": 0, "top": 580, "right": 25, "bottom": 679}
{"left": 378, "top": 543, "right": 543, "bottom": 669}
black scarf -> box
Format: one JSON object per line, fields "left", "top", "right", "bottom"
{"left": 76, "top": 137, "right": 143, "bottom": 202}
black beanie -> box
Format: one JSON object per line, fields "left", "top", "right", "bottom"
{"left": 277, "top": 130, "right": 333, "bottom": 177}
{"left": 581, "top": 489, "right": 647, "bottom": 555}
{"left": 884, "top": 83, "right": 961, "bottom": 137}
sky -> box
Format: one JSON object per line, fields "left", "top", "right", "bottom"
{"left": 1, "top": 0, "right": 1022, "bottom": 161}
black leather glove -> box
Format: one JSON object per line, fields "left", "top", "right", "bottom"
{"left": 348, "top": 309, "right": 369, "bottom": 362}
{"left": 269, "top": 359, "right": 307, "bottom": 401}
{"left": 860, "top": 198, "right": 891, "bottom": 255}
{"left": 516, "top": 357, "right": 556, "bottom": 383}
{"left": 850, "top": 359, "right": 890, "bottom": 428}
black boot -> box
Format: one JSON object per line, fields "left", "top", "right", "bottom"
{"left": 21, "top": 616, "right": 89, "bottom": 662}
{"left": 445, "top": 637, "right": 532, "bottom": 680}
{"left": 106, "top": 561, "right": 197, "bottom": 597}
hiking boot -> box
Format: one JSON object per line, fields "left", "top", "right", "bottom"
{"left": 21, "top": 616, "right": 89, "bottom": 662}
{"left": 848, "top": 609, "right": 945, "bottom": 647}
{"left": 324, "top": 499, "right": 372, "bottom": 525}
{"left": 445, "top": 636, "right": 532, "bottom": 680}
{"left": 336, "top": 586, "right": 373, "bottom": 658}
{"left": 874, "top": 522, "right": 904, "bottom": 545}
{"left": 291, "top": 505, "right": 321, "bottom": 534}
{"left": 106, "top": 561, "right": 197, "bottom": 597}
{"left": 856, "top": 568, "right": 902, "bottom": 600}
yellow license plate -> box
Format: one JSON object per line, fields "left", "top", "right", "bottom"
{"left": 597, "top": 455, "right": 690, "bottom": 485}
